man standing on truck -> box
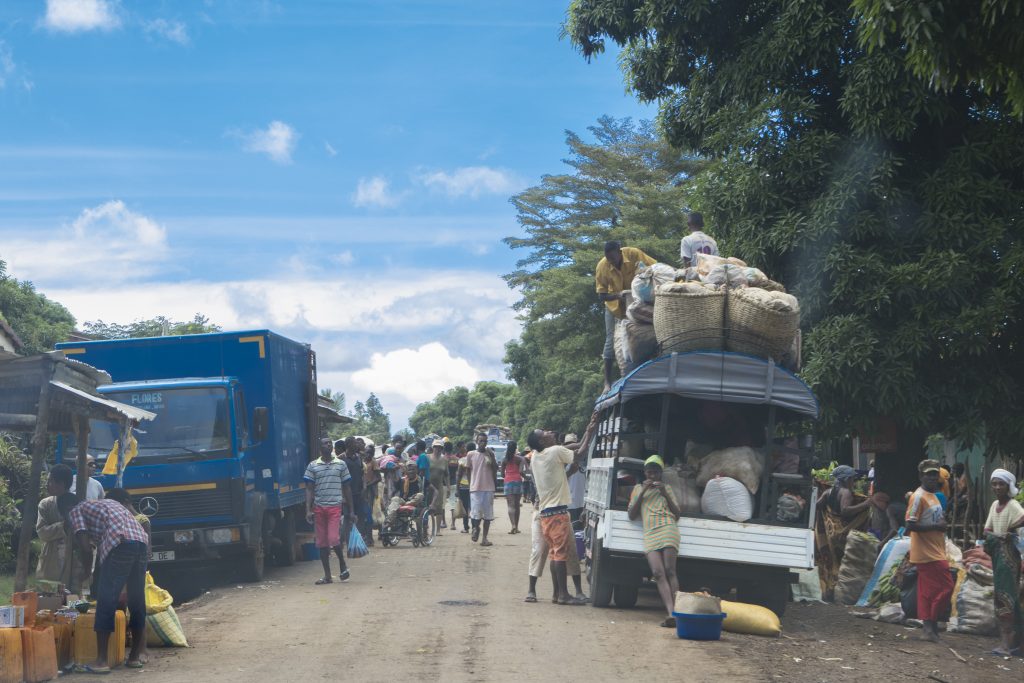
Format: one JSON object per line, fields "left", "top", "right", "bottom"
{"left": 527, "top": 428, "right": 586, "bottom": 606}
{"left": 595, "top": 240, "right": 656, "bottom": 391}
{"left": 679, "top": 212, "right": 719, "bottom": 268}
{"left": 905, "top": 459, "right": 954, "bottom": 642}
{"left": 305, "top": 438, "right": 353, "bottom": 585}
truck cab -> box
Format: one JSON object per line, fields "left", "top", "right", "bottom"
{"left": 585, "top": 350, "right": 820, "bottom": 616}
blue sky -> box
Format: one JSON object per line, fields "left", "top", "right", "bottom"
{"left": 0, "top": 0, "right": 653, "bottom": 429}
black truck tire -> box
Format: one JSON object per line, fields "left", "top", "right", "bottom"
{"left": 588, "top": 538, "right": 614, "bottom": 608}
{"left": 613, "top": 583, "right": 639, "bottom": 608}
{"left": 274, "top": 509, "right": 297, "bottom": 566}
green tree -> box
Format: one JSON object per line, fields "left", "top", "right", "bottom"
{"left": 319, "top": 388, "right": 346, "bottom": 415}
{"left": 410, "top": 381, "right": 520, "bottom": 444}
{"left": 0, "top": 260, "right": 76, "bottom": 355}
{"left": 82, "top": 314, "right": 221, "bottom": 339}
{"left": 566, "top": 1, "right": 1024, "bottom": 455}
{"left": 503, "top": 116, "right": 704, "bottom": 437}
{"left": 330, "top": 393, "right": 392, "bottom": 443}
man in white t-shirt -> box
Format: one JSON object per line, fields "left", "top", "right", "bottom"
{"left": 680, "top": 212, "right": 719, "bottom": 267}
{"left": 71, "top": 455, "right": 105, "bottom": 500}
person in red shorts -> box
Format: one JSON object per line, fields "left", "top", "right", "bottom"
{"left": 305, "top": 438, "right": 353, "bottom": 585}
{"left": 905, "top": 459, "right": 954, "bottom": 642}
{"left": 527, "top": 428, "right": 586, "bottom": 606}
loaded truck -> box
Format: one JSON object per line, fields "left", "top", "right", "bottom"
{"left": 55, "top": 330, "right": 334, "bottom": 581}
{"left": 584, "top": 350, "right": 819, "bottom": 616}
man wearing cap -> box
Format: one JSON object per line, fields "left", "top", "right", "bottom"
{"left": 526, "top": 428, "right": 586, "bottom": 605}
{"left": 594, "top": 240, "right": 656, "bottom": 392}
{"left": 906, "top": 459, "right": 954, "bottom": 642}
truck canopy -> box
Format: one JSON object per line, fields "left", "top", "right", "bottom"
{"left": 595, "top": 351, "right": 818, "bottom": 419}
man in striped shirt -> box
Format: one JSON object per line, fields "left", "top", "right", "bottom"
{"left": 305, "top": 438, "right": 352, "bottom": 585}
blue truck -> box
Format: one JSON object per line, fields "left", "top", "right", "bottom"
{"left": 55, "top": 330, "right": 328, "bottom": 581}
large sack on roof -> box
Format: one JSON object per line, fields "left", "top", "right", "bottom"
{"left": 696, "top": 447, "right": 764, "bottom": 494}
{"left": 632, "top": 263, "right": 679, "bottom": 304}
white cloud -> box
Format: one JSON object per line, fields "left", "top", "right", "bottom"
{"left": 352, "top": 176, "right": 400, "bottom": 208}
{"left": 350, "top": 343, "right": 480, "bottom": 405}
{"left": 43, "top": 0, "right": 121, "bottom": 33}
{"left": 333, "top": 250, "right": 354, "bottom": 266}
{"left": 235, "top": 120, "right": 298, "bottom": 164}
{"left": 144, "top": 19, "right": 189, "bottom": 45}
{"left": 419, "top": 166, "right": 525, "bottom": 199}
{"left": 324, "top": 142, "right": 337, "bottom": 157}
{"left": 2, "top": 200, "right": 168, "bottom": 284}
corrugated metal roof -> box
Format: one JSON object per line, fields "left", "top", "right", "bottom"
{"left": 50, "top": 380, "right": 157, "bottom": 422}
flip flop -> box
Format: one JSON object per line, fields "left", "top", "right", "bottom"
{"left": 524, "top": 593, "right": 537, "bottom": 603}
{"left": 125, "top": 661, "right": 145, "bottom": 669}
{"left": 557, "top": 596, "right": 587, "bottom": 606}
{"left": 315, "top": 578, "right": 333, "bottom": 585}
{"left": 661, "top": 617, "right": 677, "bottom": 628}
{"left": 480, "top": 540, "right": 493, "bottom": 547}
{"left": 81, "top": 664, "right": 111, "bottom": 674}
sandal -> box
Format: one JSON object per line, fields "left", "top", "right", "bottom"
{"left": 125, "top": 661, "right": 145, "bottom": 669}
{"left": 480, "top": 540, "right": 493, "bottom": 547}
{"left": 81, "top": 664, "right": 111, "bottom": 674}
{"left": 661, "top": 617, "right": 677, "bottom": 628}
{"left": 315, "top": 577, "right": 333, "bottom": 585}
{"left": 524, "top": 593, "right": 537, "bottom": 603}
{"left": 556, "top": 596, "right": 587, "bottom": 606}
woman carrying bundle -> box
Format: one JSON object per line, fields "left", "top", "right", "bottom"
{"left": 983, "top": 468, "right": 1024, "bottom": 657}
{"left": 627, "top": 455, "right": 682, "bottom": 627}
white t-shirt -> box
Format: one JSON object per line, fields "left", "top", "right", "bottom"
{"left": 568, "top": 471, "right": 586, "bottom": 509}
{"left": 70, "top": 477, "right": 105, "bottom": 500}
{"left": 532, "top": 445, "right": 573, "bottom": 511}
{"left": 680, "top": 231, "right": 719, "bottom": 264}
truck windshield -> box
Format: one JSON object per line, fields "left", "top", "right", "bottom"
{"left": 90, "top": 387, "right": 232, "bottom": 458}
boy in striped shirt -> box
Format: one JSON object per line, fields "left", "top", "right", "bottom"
{"left": 305, "top": 438, "right": 352, "bottom": 584}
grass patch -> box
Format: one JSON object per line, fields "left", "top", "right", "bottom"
{"left": 0, "top": 572, "right": 15, "bottom": 602}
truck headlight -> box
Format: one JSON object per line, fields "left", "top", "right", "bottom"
{"left": 205, "top": 528, "right": 240, "bottom": 544}
{"left": 174, "top": 531, "right": 194, "bottom": 543}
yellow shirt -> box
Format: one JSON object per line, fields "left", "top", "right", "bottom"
{"left": 595, "top": 247, "right": 656, "bottom": 318}
{"left": 905, "top": 487, "right": 946, "bottom": 564}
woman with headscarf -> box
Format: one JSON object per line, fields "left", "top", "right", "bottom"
{"left": 627, "top": 455, "right": 682, "bottom": 627}
{"left": 983, "top": 468, "right": 1024, "bottom": 656}
{"left": 814, "top": 465, "right": 874, "bottom": 602}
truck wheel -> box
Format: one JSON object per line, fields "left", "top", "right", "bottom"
{"left": 737, "top": 579, "right": 789, "bottom": 618}
{"left": 239, "top": 536, "right": 266, "bottom": 582}
{"left": 588, "top": 539, "right": 614, "bottom": 608}
{"left": 274, "top": 509, "right": 297, "bottom": 566}
{"left": 613, "top": 584, "right": 639, "bottom": 608}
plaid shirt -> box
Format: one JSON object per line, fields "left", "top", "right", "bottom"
{"left": 68, "top": 499, "right": 149, "bottom": 564}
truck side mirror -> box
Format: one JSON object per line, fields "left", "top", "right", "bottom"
{"left": 252, "top": 407, "right": 269, "bottom": 443}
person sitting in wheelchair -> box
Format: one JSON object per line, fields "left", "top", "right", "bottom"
{"left": 385, "top": 462, "right": 429, "bottom": 525}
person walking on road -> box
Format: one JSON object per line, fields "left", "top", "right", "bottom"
{"left": 340, "top": 437, "right": 368, "bottom": 547}
{"left": 983, "top": 468, "right": 1024, "bottom": 656}
{"left": 68, "top": 495, "right": 150, "bottom": 672}
{"left": 627, "top": 455, "right": 682, "bottom": 627}
{"left": 905, "top": 459, "right": 954, "bottom": 642}
{"left": 595, "top": 240, "right": 656, "bottom": 392}
{"left": 455, "top": 443, "right": 473, "bottom": 533}
{"left": 467, "top": 436, "right": 497, "bottom": 546}
{"left": 527, "top": 428, "right": 586, "bottom": 605}
{"left": 501, "top": 440, "right": 525, "bottom": 534}
{"left": 427, "top": 440, "right": 449, "bottom": 537}
{"left": 305, "top": 438, "right": 353, "bottom": 585}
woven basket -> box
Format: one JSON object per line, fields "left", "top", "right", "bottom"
{"left": 654, "top": 286, "right": 726, "bottom": 353}
{"left": 725, "top": 288, "right": 799, "bottom": 360}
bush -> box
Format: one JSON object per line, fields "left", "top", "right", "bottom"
{"left": 0, "top": 434, "right": 45, "bottom": 573}
{"left": 0, "top": 477, "right": 20, "bottom": 572}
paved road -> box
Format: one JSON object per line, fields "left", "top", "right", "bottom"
{"left": 112, "top": 499, "right": 759, "bottom": 682}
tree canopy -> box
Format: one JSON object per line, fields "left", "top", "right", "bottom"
{"left": 502, "top": 116, "right": 704, "bottom": 437}
{"left": 566, "top": 0, "right": 1024, "bottom": 453}
{"left": 0, "top": 259, "right": 76, "bottom": 355}
{"left": 326, "top": 392, "right": 392, "bottom": 444}
{"left": 409, "top": 381, "right": 519, "bottom": 444}
{"left": 82, "top": 314, "right": 221, "bottom": 339}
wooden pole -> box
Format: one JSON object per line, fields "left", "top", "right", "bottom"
{"left": 14, "top": 363, "right": 54, "bottom": 592}
{"left": 75, "top": 415, "right": 90, "bottom": 501}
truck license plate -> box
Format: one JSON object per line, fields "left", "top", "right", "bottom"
{"left": 150, "top": 551, "right": 175, "bottom": 562}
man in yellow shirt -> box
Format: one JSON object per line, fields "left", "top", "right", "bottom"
{"left": 595, "top": 240, "right": 656, "bottom": 391}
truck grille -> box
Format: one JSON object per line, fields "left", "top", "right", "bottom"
{"left": 136, "top": 488, "right": 232, "bottom": 522}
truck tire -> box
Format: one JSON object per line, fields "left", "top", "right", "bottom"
{"left": 238, "top": 537, "right": 266, "bottom": 582}
{"left": 588, "top": 538, "right": 614, "bottom": 608}
{"left": 613, "top": 584, "right": 639, "bottom": 609}
{"left": 274, "top": 509, "right": 297, "bottom": 566}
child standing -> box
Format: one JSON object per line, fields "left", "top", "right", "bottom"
{"left": 627, "top": 455, "right": 682, "bottom": 627}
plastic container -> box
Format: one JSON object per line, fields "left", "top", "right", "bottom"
{"left": 0, "top": 628, "right": 24, "bottom": 683}
{"left": 21, "top": 626, "right": 58, "bottom": 683}
{"left": 672, "top": 612, "right": 726, "bottom": 641}
{"left": 301, "top": 542, "right": 319, "bottom": 561}
{"left": 73, "top": 611, "right": 126, "bottom": 668}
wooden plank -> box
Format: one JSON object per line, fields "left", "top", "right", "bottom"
{"left": 0, "top": 412, "right": 37, "bottom": 429}
{"left": 14, "top": 361, "right": 54, "bottom": 591}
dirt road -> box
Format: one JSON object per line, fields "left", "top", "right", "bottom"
{"left": 101, "top": 498, "right": 1022, "bottom": 683}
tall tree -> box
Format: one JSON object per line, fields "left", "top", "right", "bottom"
{"left": 330, "top": 393, "right": 392, "bottom": 443}
{"left": 82, "top": 314, "right": 221, "bottom": 339}
{"left": 504, "top": 116, "right": 704, "bottom": 436}
{"left": 0, "top": 259, "right": 76, "bottom": 355}
{"left": 567, "top": 0, "right": 1024, "bottom": 454}
{"left": 410, "top": 381, "right": 519, "bottom": 444}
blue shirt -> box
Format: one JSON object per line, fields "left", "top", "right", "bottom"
{"left": 416, "top": 453, "right": 430, "bottom": 481}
